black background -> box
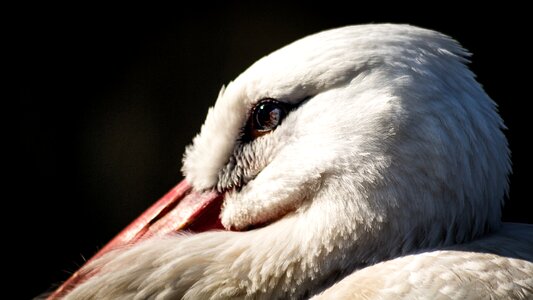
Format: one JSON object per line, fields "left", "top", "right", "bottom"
{"left": 11, "top": 4, "right": 531, "bottom": 298}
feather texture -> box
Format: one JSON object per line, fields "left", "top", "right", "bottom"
{"left": 64, "top": 24, "right": 531, "bottom": 299}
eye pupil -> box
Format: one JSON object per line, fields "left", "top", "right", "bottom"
{"left": 240, "top": 97, "right": 304, "bottom": 142}
{"left": 255, "top": 103, "right": 283, "bottom": 131}
{"left": 249, "top": 99, "right": 289, "bottom": 139}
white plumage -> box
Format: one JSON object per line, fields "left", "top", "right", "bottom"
{"left": 64, "top": 24, "right": 533, "bottom": 299}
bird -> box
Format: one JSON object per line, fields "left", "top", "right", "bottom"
{"left": 50, "top": 24, "right": 533, "bottom": 299}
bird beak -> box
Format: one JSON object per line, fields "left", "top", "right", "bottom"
{"left": 48, "top": 180, "right": 225, "bottom": 299}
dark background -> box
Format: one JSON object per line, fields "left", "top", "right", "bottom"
{"left": 11, "top": 4, "right": 531, "bottom": 298}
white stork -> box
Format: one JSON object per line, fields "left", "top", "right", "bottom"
{"left": 51, "top": 24, "right": 533, "bottom": 299}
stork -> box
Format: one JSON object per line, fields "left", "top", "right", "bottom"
{"left": 50, "top": 24, "right": 533, "bottom": 299}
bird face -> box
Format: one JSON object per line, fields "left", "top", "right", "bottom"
{"left": 182, "top": 24, "right": 509, "bottom": 239}
{"left": 51, "top": 24, "right": 511, "bottom": 299}
{"left": 182, "top": 27, "right": 401, "bottom": 231}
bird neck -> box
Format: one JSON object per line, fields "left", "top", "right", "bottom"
{"left": 230, "top": 198, "right": 399, "bottom": 298}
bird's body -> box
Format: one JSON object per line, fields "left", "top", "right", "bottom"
{"left": 315, "top": 223, "right": 533, "bottom": 299}
{"left": 60, "top": 24, "right": 533, "bottom": 299}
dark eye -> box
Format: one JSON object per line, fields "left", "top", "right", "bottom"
{"left": 240, "top": 97, "right": 308, "bottom": 143}
{"left": 243, "top": 99, "right": 291, "bottom": 141}
{"left": 254, "top": 100, "right": 287, "bottom": 133}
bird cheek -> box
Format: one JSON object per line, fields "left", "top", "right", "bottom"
{"left": 220, "top": 176, "right": 310, "bottom": 231}
{"left": 220, "top": 191, "right": 254, "bottom": 231}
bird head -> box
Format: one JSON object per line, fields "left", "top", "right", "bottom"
{"left": 51, "top": 24, "right": 510, "bottom": 299}
{"left": 183, "top": 24, "right": 509, "bottom": 243}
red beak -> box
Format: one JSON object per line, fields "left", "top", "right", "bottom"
{"left": 48, "top": 180, "right": 225, "bottom": 299}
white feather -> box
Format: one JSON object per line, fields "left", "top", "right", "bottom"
{"left": 65, "top": 24, "right": 531, "bottom": 299}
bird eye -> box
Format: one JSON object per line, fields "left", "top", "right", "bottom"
{"left": 250, "top": 99, "right": 289, "bottom": 139}
{"left": 240, "top": 97, "right": 305, "bottom": 143}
